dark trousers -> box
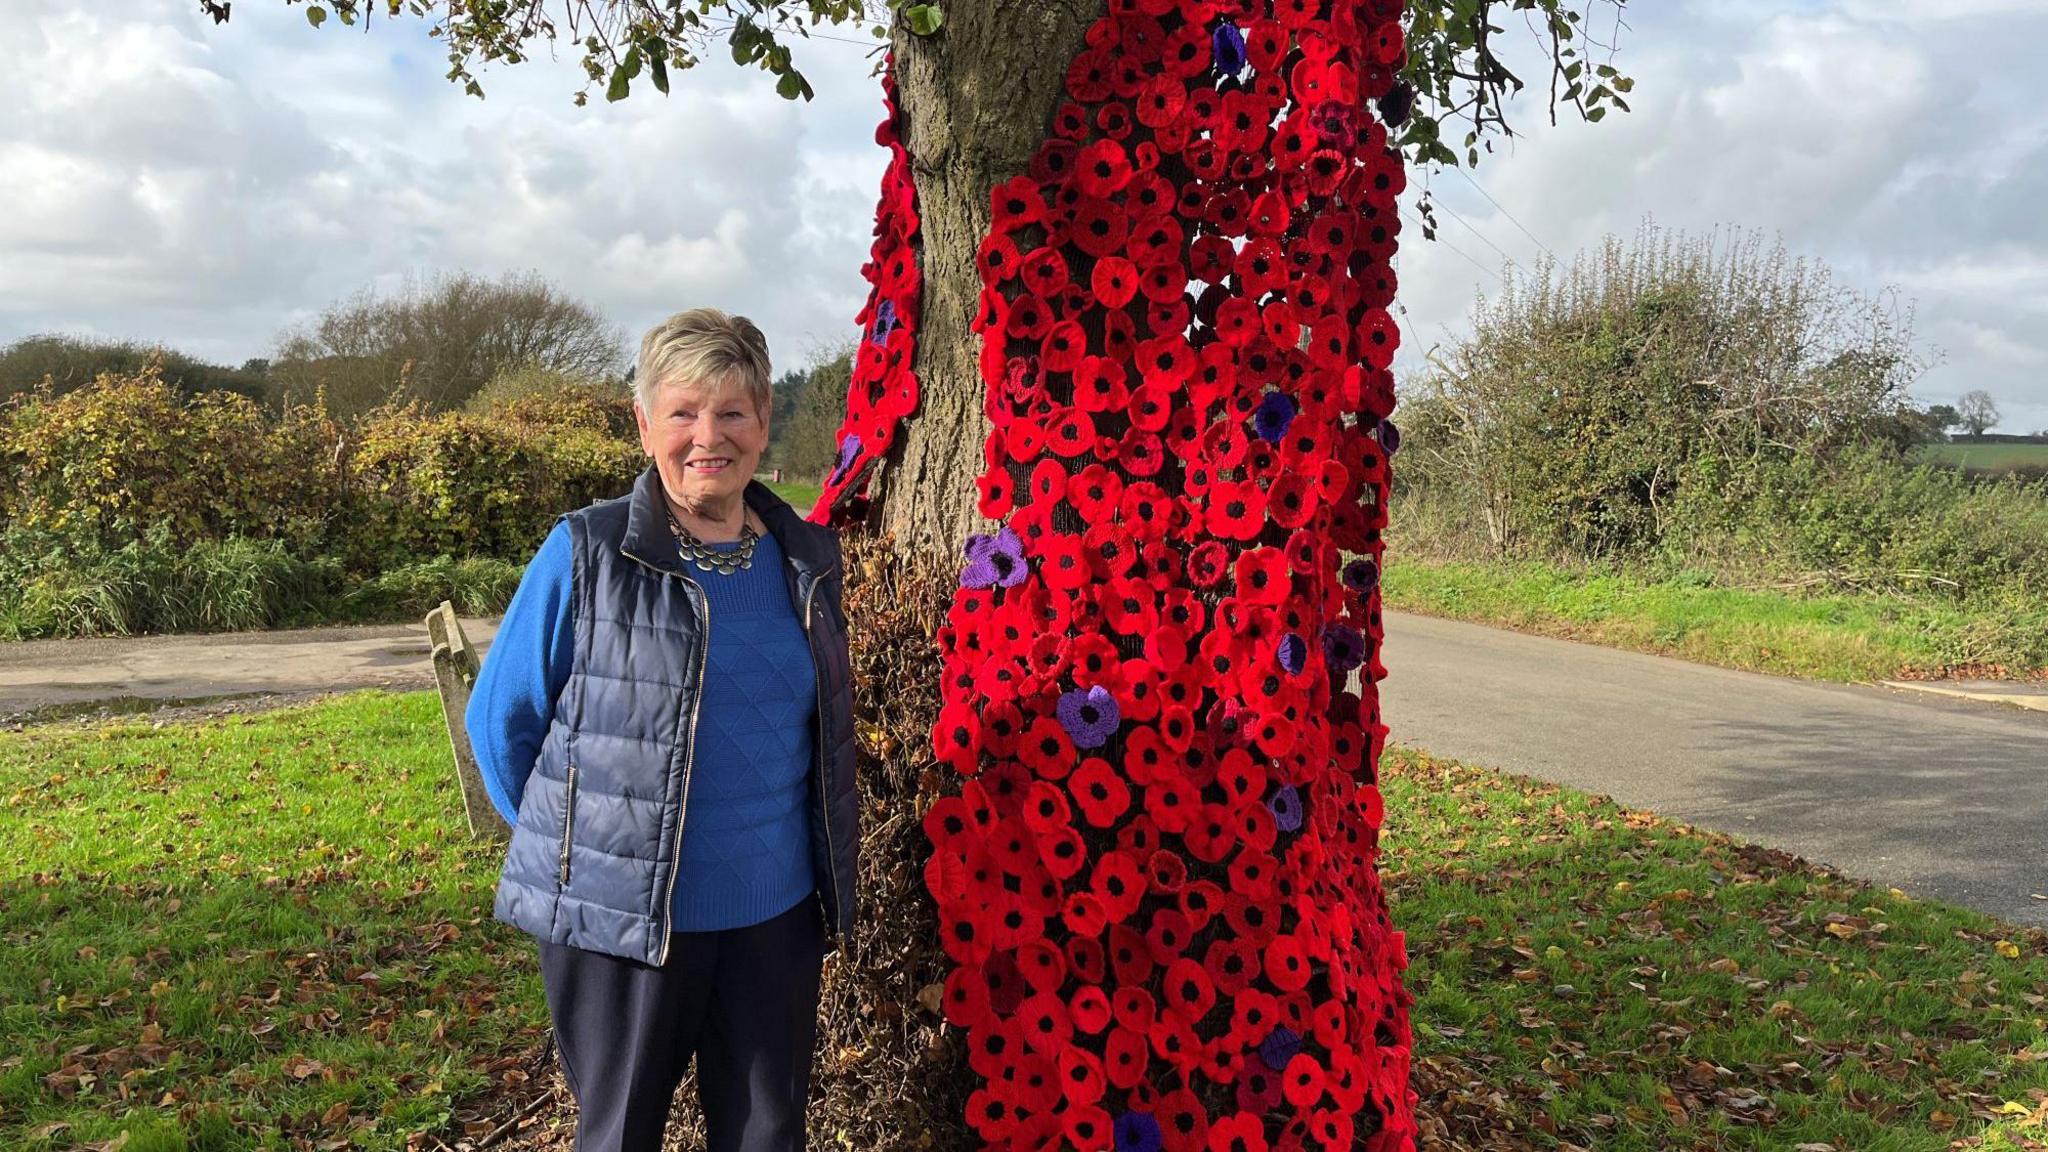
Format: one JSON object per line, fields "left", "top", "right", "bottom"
{"left": 538, "top": 898, "right": 826, "bottom": 1152}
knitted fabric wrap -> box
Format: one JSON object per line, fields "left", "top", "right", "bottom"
{"left": 823, "top": 3, "right": 1415, "bottom": 1148}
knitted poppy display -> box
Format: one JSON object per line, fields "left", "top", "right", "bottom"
{"left": 813, "top": 64, "right": 925, "bottom": 520}
{"left": 833, "top": 3, "right": 1416, "bottom": 1149}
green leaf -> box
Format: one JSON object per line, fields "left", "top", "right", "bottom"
{"left": 305, "top": 5, "right": 327, "bottom": 27}
{"left": 776, "top": 69, "right": 805, "bottom": 100}
{"left": 905, "top": 4, "right": 944, "bottom": 36}
{"left": 649, "top": 55, "right": 669, "bottom": 95}
{"left": 606, "top": 63, "right": 631, "bottom": 102}
{"left": 1585, "top": 106, "right": 1607, "bottom": 123}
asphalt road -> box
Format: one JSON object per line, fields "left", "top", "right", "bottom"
{"left": 4, "top": 610, "right": 2043, "bottom": 927}
{"left": 1379, "top": 611, "right": 2048, "bottom": 929}
{"left": 0, "top": 617, "right": 503, "bottom": 721}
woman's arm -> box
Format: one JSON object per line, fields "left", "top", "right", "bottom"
{"left": 465, "top": 520, "right": 576, "bottom": 826}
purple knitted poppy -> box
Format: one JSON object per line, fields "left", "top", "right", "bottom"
{"left": 1322, "top": 623, "right": 1365, "bottom": 676}
{"left": 1253, "top": 391, "right": 1296, "bottom": 443}
{"left": 1211, "top": 23, "right": 1246, "bottom": 77}
{"left": 960, "top": 527, "right": 1028, "bottom": 590}
{"left": 1258, "top": 1025, "right": 1302, "bottom": 1071}
{"left": 1114, "top": 1111, "right": 1162, "bottom": 1152}
{"left": 1268, "top": 784, "right": 1303, "bottom": 833}
{"left": 1377, "top": 81, "right": 1416, "bottom": 129}
{"left": 1377, "top": 417, "right": 1402, "bottom": 456}
{"left": 827, "top": 433, "right": 862, "bottom": 485}
{"left": 1058, "top": 685, "right": 1121, "bottom": 750}
{"left": 1277, "top": 632, "right": 1307, "bottom": 676}
{"left": 1341, "top": 556, "right": 1380, "bottom": 595}
{"left": 870, "top": 298, "right": 898, "bottom": 346}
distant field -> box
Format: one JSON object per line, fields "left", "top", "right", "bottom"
{"left": 1915, "top": 441, "right": 2048, "bottom": 472}
{"left": 766, "top": 481, "right": 822, "bottom": 512}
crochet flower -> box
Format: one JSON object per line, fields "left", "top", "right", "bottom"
{"left": 1322, "top": 624, "right": 1365, "bottom": 677}
{"left": 1058, "top": 685, "right": 1121, "bottom": 750}
{"left": 1211, "top": 23, "right": 1246, "bottom": 77}
{"left": 1253, "top": 391, "right": 1298, "bottom": 443}
{"left": 1268, "top": 784, "right": 1304, "bottom": 833}
{"left": 960, "top": 527, "right": 1029, "bottom": 589}
{"left": 1112, "top": 1108, "right": 1161, "bottom": 1152}
{"left": 1277, "top": 633, "right": 1307, "bottom": 676}
{"left": 827, "top": 433, "right": 861, "bottom": 484}
{"left": 1260, "top": 1024, "right": 1303, "bottom": 1071}
{"left": 1341, "top": 556, "right": 1380, "bottom": 595}
{"left": 869, "top": 298, "right": 899, "bottom": 345}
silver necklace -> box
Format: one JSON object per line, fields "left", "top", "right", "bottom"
{"left": 666, "top": 506, "right": 758, "bottom": 575}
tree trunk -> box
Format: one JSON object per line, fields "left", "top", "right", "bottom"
{"left": 868, "top": 2, "right": 1103, "bottom": 557}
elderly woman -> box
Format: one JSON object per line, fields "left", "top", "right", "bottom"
{"left": 466, "top": 308, "right": 857, "bottom": 1152}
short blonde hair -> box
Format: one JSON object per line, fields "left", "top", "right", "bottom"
{"left": 634, "top": 308, "right": 772, "bottom": 416}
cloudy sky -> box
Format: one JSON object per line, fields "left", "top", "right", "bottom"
{"left": 3, "top": 0, "right": 2044, "bottom": 431}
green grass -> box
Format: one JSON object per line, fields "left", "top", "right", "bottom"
{"left": 1917, "top": 442, "right": 2048, "bottom": 474}
{"left": 1383, "top": 557, "right": 2048, "bottom": 682}
{"left": 5, "top": 694, "right": 2045, "bottom": 1150}
{"left": 766, "top": 482, "right": 823, "bottom": 513}
{"left": 0, "top": 692, "right": 548, "bottom": 1151}
{"left": 1383, "top": 748, "right": 2048, "bottom": 1150}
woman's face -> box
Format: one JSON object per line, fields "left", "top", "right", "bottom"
{"left": 635, "top": 373, "right": 768, "bottom": 512}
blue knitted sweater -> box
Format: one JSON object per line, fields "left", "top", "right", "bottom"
{"left": 466, "top": 520, "right": 818, "bottom": 933}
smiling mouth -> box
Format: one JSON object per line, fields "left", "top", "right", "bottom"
{"left": 686, "top": 458, "right": 733, "bottom": 472}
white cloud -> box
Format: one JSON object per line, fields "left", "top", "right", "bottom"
{"left": 1394, "top": 0, "right": 2048, "bottom": 434}
{"left": 1838, "top": 0, "right": 2048, "bottom": 25}
{"left": 1, "top": 0, "right": 2043, "bottom": 432}
{"left": 0, "top": 0, "right": 888, "bottom": 374}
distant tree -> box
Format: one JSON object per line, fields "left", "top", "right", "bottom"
{"left": 772, "top": 344, "right": 852, "bottom": 484}
{"left": 0, "top": 334, "right": 268, "bottom": 404}
{"left": 1957, "top": 390, "right": 2000, "bottom": 437}
{"left": 1869, "top": 402, "right": 1960, "bottom": 452}
{"left": 768, "top": 367, "right": 808, "bottom": 439}
{"left": 1921, "top": 403, "right": 1960, "bottom": 439}
{"left": 271, "top": 271, "right": 624, "bottom": 419}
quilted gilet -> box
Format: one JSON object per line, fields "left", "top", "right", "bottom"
{"left": 492, "top": 467, "right": 858, "bottom": 965}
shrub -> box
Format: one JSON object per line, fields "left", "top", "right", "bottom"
{"left": 1669, "top": 446, "right": 2048, "bottom": 601}
{"left": 345, "top": 399, "right": 640, "bottom": 570}
{"left": 0, "top": 368, "right": 339, "bottom": 554}
{"left": 1402, "top": 221, "right": 1922, "bottom": 558}
{"left": 0, "top": 367, "right": 644, "bottom": 637}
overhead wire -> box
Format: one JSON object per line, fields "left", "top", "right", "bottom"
{"left": 1449, "top": 165, "right": 1557, "bottom": 262}
{"left": 1398, "top": 205, "right": 1503, "bottom": 286}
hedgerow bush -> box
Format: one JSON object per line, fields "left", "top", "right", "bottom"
{"left": 0, "top": 371, "right": 336, "bottom": 552}
{"left": 1670, "top": 446, "right": 2048, "bottom": 601}
{"left": 0, "top": 366, "right": 642, "bottom": 638}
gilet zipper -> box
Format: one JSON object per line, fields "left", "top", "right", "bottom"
{"left": 803, "top": 577, "right": 844, "bottom": 948}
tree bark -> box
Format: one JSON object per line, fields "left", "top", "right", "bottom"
{"left": 869, "top": 2, "right": 1104, "bottom": 557}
